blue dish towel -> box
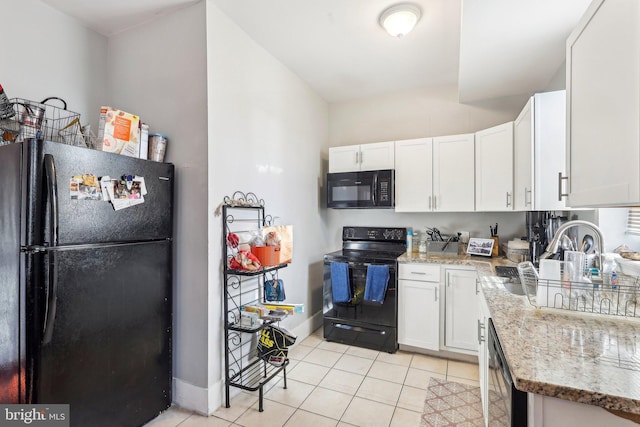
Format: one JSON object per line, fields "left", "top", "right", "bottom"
{"left": 364, "top": 265, "right": 390, "bottom": 304}
{"left": 330, "top": 262, "right": 351, "bottom": 303}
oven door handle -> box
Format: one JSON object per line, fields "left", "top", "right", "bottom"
{"left": 334, "top": 323, "right": 386, "bottom": 335}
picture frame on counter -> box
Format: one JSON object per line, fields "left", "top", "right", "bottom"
{"left": 467, "top": 237, "right": 494, "bottom": 257}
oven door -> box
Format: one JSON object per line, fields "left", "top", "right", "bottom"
{"left": 326, "top": 170, "right": 394, "bottom": 208}
{"left": 323, "top": 259, "right": 397, "bottom": 326}
{"left": 488, "top": 319, "right": 527, "bottom": 427}
{"left": 322, "top": 258, "right": 398, "bottom": 352}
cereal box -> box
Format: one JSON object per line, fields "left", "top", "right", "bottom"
{"left": 96, "top": 106, "right": 140, "bottom": 157}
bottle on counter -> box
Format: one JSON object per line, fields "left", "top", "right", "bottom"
{"left": 602, "top": 254, "right": 616, "bottom": 286}
{"left": 412, "top": 231, "right": 420, "bottom": 253}
{"left": 406, "top": 230, "right": 413, "bottom": 254}
{"left": 418, "top": 237, "right": 427, "bottom": 254}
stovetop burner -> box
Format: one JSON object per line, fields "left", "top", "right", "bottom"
{"left": 323, "top": 248, "right": 404, "bottom": 264}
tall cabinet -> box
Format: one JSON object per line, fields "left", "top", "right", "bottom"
{"left": 513, "top": 90, "right": 567, "bottom": 211}
{"left": 566, "top": 0, "right": 640, "bottom": 207}
{"left": 221, "top": 193, "right": 289, "bottom": 412}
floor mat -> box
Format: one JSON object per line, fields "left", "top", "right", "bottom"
{"left": 420, "top": 377, "right": 485, "bottom": 427}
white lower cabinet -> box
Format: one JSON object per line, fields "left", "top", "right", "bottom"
{"left": 398, "top": 264, "right": 440, "bottom": 351}
{"left": 444, "top": 267, "right": 479, "bottom": 352}
{"left": 399, "top": 263, "right": 479, "bottom": 356}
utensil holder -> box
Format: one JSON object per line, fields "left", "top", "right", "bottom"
{"left": 427, "top": 241, "right": 459, "bottom": 255}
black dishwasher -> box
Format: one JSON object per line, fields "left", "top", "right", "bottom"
{"left": 488, "top": 319, "right": 528, "bottom": 426}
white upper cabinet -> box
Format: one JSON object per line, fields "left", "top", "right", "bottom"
{"left": 396, "top": 135, "right": 475, "bottom": 212}
{"left": 328, "top": 145, "right": 360, "bottom": 173}
{"left": 328, "top": 141, "right": 395, "bottom": 173}
{"left": 360, "top": 142, "right": 395, "bottom": 171}
{"left": 514, "top": 98, "right": 534, "bottom": 211}
{"left": 514, "top": 90, "right": 567, "bottom": 211}
{"left": 433, "top": 134, "right": 475, "bottom": 212}
{"left": 566, "top": 0, "right": 640, "bottom": 207}
{"left": 475, "top": 122, "right": 514, "bottom": 212}
{"left": 395, "top": 138, "right": 433, "bottom": 212}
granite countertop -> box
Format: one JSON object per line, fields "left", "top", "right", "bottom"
{"left": 397, "top": 252, "right": 514, "bottom": 270}
{"left": 479, "top": 270, "right": 640, "bottom": 415}
{"left": 397, "top": 252, "right": 640, "bottom": 414}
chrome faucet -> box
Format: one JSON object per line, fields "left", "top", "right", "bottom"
{"left": 539, "top": 220, "right": 605, "bottom": 269}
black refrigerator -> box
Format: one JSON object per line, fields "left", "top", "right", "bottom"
{"left": 0, "top": 139, "right": 173, "bottom": 426}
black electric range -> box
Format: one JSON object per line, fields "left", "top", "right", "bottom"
{"left": 322, "top": 226, "right": 407, "bottom": 353}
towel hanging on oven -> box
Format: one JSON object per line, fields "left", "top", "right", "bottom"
{"left": 330, "top": 262, "right": 351, "bottom": 303}
{"left": 364, "top": 264, "right": 390, "bottom": 304}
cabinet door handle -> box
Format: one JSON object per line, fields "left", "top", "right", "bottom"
{"left": 525, "top": 187, "right": 532, "bottom": 206}
{"left": 429, "top": 196, "right": 432, "bottom": 210}
{"left": 477, "top": 319, "right": 485, "bottom": 343}
{"left": 359, "top": 151, "right": 363, "bottom": 164}
{"left": 475, "top": 278, "right": 480, "bottom": 295}
{"left": 435, "top": 287, "right": 438, "bottom": 302}
{"left": 433, "top": 195, "right": 437, "bottom": 210}
{"left": 411, "top": 271, "right": 427, "bottom": 275}
{"left": 558, "top": 172, "right": 568, "bottom": 201}
{"left": 506, "top": 192, "right": 512, "bottom": 207}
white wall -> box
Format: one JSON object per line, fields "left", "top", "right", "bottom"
{"left": 2, "top": 0, "right": 107, "bottom": 129}
{"left": 327, "top": 85, "right": 530, "bottom": 247}
{"left": 596, "top": 208, "right": 633, "bottom": 252}
{"left": 545, "top": 60, "right": 567, "bottom": 91}
{"left": 329, "top": 84, "right": 528, "bottom": 146}
{"left": 106, "top": 1, "right": 210, "bottom": 409}
{"left": 206, "top": 0, "right": 330, "bottom": 413}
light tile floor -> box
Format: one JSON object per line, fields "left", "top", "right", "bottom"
{"left": 145, "top": 328, "right": 480, "bottom": 427}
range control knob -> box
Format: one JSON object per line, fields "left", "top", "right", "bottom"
{"left": 344, "top": 228, "right": 356, "bottom": 238}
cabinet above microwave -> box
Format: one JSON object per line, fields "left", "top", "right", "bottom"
{"left": 328, "top": 142, "right": 395, "bottom": 173}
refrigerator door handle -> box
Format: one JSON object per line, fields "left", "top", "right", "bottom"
{"left": 44, "top": 154, "right": 59, "bottom": 247}
{"left": 42, "top": 154, "right": 59, "bottom": 344}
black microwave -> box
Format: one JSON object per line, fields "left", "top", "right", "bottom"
{"left": 327, "top": 169, "right": 394, "bottom": 208}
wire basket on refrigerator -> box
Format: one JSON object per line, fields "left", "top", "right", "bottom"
{"left": 0, "top": 97, "right": 88, "bottom": 147}
{"left": 517, "top": 261, "right": 640, "bottom": 318}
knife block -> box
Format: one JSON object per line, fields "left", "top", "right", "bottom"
{"left": 491, "top": 236, "right": 499, "bottom": 257}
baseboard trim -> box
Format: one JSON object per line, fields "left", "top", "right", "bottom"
{"left": 173, "top": 377, "right": 210, "bottom": 415}
{"left": 290, "top": 310, "right": 323, "bottom": 339}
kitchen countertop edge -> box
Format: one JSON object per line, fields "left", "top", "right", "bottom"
{"left": 400, "top": 253, "right": 640, "bottom": 415}
{"left": 479, "top": 272, "right": 640, "bottom": 415}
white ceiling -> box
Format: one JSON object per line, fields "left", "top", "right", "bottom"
{"left": 40, "top": 0, "right": 592, "bottom": 104}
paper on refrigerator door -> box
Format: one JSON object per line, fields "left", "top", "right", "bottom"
{"left": 100, "top": 175, "right": 147, "bottom": 210}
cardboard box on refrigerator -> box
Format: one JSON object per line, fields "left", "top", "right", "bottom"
{"left": 96, "top": 106, "right": 141, "bottom": 157}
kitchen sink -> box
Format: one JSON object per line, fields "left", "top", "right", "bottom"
{"left": 502, "top": 279, "right": 525, "bottom": 295}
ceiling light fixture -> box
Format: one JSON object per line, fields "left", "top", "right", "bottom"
{"left": 379, "top": 3, "right": 422, "bottom": 38}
